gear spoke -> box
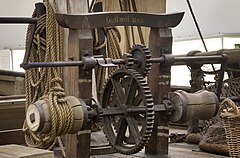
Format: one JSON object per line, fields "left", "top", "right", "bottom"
{"left": 126, "top": 116, "right": 141, "bottom": 144}
{"left": 126, "top": 77, "right": 138, "bottom": 105}
{"left": 115, "top": 118, "right": 128, "bottom": 146}
{"left": 134, "top": 114, "right": 146, "bottom": 125}
{"left": 133, "top": 92, "right": 142, "bottom": 106}
{"left": 110, "top": 78, "right": 126, "bottom": 105}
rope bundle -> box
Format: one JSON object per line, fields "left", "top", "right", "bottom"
{"left": 94, "top": 26, "right": 123, "bottom": 98}
{"left": 23, "top": 1, "right": 73, "bottom": 152}
{"left": 93, "top": 0, "right": 146, "bottom": 98}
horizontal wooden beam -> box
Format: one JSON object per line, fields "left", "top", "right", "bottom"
{"left": 56, "top": 12, "right": 184, "bottom": 29}
{"left": 0, "top": 98, "right": 25, "bottom": 131}
{"left": 0, "top": 129, "right": 25, "bottom": 145}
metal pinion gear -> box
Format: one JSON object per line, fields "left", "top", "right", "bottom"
{"left": 101, "top": 68, "right": 155, "bottom": 155}
{"left": 122, "top": 53, "right": 134, "bottom": 68}
{"left": 128, "top": 44, "right": 152, "bottom": 76}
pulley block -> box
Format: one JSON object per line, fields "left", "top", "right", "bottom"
{"left": 169, "top": 90, "right": 219, "bottom": 123}
{"left": 26, "top": 96, "right": 87, "bottom": 134}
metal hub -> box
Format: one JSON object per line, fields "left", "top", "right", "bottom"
{"left": 101, "top": 68, "right": 154, "bottom": 154}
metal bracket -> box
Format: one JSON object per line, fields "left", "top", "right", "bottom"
{"left": 96, "top": 58, "right": 117, "bottom": 67}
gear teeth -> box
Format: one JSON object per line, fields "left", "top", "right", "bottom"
{"left": 124, "top": 53, "right": 134, "bottom": 68}
{"left": 127, "top": 44, "right": 152, "bottom": 76}
{"left": 101, "top": 68, "right": 155, "bottom": 155}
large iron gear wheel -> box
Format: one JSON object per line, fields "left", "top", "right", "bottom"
{"left": 101, "top": 68, "right": 154, "bottom": 155}
{"left": 128, "top": 44, "right": 152, "bottom": 76}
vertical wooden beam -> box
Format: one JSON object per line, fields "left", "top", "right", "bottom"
{"left": 76, "top": 23, "right": 93, "bottom": 158}
{"left": 146, "top": 28, "right": 172, "bottom": 157}
{"left": 52, "top": 1, "right": 79, "bottom": 158}
{"left": 52, "top": 0, "right": 92, "bottom": 158}
{"left": 66, "top": 1, "right": 92, "bottom": 158}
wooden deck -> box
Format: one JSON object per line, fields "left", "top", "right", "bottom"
{"left": 0, "top": 144, "right": 54, "bottom": 158}
{"left": 0, "top": 136, "right": 230, "bottom": 158}
{"left": 91, "top": 143, "right": 229, "bottom": 158}
{"left": 90, "top": 128, "right": 229, "bottom": 158}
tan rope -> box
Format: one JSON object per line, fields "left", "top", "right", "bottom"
{"left": 189, "top": 68, "right": 205, "bottom": 91}
{"left": 131, "top": 0, "right": 145, "bottom": 45}
{"left": 91, "top": 0, "right": 145, "bottom": 98}
{"left": 105, "top": 27, "right": 122, "bottom": 74}
{"left": 119, "top": 0, "right": 145, "bottom": 47}
{"left": 219, "top": 98, "right": 239, "bottom": 118}
{"left": 23, "top": 1, "right": 74, "bottom": 153}
{"left": 119, "top": 0, "right": 131, "bottom": 50}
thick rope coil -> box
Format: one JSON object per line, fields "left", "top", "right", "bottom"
{"left": 23, "top": 1, "right": 74, "bottom": 154}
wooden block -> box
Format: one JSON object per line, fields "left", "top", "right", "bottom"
{"left": 0, "top": 129, "right": 25, "bottom": 145}
{"left": 0, "top": 99, "right": 25, "bottom": 130}
{"left": 0, "top": 144, "right": 54, "bottom": 158}
{"left": 0, "top": 75, "right": 25, "bottom": 95}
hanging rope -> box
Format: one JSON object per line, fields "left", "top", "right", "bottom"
{"left": 23, "top": 1, "right": 74, "bottom": 154}
{"left": 186, "top": 0, "right": 216, "bottom": 73}
{"left": 189, "top": 67, "right": 205, "bottom": 91}
{"left": 119, "top": 0, "right": 145, "bottom": 47}
{"left": 90, "top": 1, "right": 146, "bottom": 99}
{"left": 186, "top": 0, "right": 207, "bottom": 52}
{"left": 131, "top": 0, "right": 145, "bottom": 45}
{"left": 93, "top": 28, "right": 107, "bottom": 99}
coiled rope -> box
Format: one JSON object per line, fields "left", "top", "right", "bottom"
{"left": 23, "top": 1, "right": 74, "bottom": 155}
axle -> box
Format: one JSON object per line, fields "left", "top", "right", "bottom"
{"left": 21, "top": 53, "right": 228, "bottom": 69}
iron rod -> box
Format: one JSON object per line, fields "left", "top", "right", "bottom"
{"left": 21, "top": 52, "right": 230, "bottom": 70}
{"left": 111, "top": 58, "right": 127, "bottom": 64}
{"left": 23, "top": 61, "right": 84, "bottom": 69}
{"left": 150, "top": 55, "right": 224, "bottom": 65}
{"left": 0, "top": 17, "right": 37, "bottom": 24}
{"left": 22, "top": 55, "right": 225, "bottom": 69}
{"left": 174, "top": 55, "right": 224, "bottom": 63}
{"left": 150, "top": 57, "right": 165, "bottom": 63}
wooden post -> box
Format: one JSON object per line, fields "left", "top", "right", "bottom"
{"left": 146, "top": 28, "right": 172, "bottom": 156}
{"left": 67, "top": 1, "right": 92, "bottom": 158}
{"left": 52, "top": 0, "right": 91, "bottom": 158}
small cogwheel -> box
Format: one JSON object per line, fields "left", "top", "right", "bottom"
{"left": 128, "top": 44, "right": 152, "bottom": 76}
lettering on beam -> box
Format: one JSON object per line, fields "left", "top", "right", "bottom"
{"left": 82, "top": 16, "right": 90, "bottom": 29}
{"left": 106, "top": 16, "right": 144, "bottom": 25}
